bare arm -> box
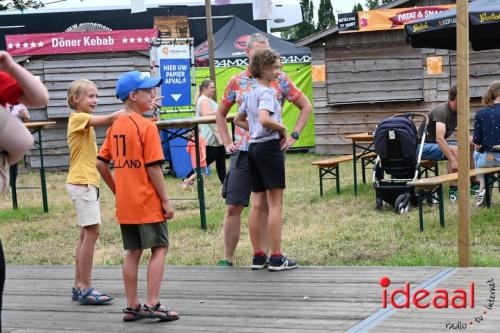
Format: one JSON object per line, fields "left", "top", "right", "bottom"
{"left": 199, "top": 99, "right": 216, "bottom": 116}
{"left": 233, "top": 112, "right": 249, "bottom": 130}
{"left": 88, "top": 109, "right": 124, "bottom": 127}
{"left": 0, "top": 51, "right": 49, "bottom": 108}
{"left": 260, "top": 109, "right": 287, "bottom": 150}
{"left": 290, "top": 94, "right": 313, "bottom": 134}
{"left": 0, "top": 109, "right": 33, "bottom": 165}
{"left": 96, "top": 160, "right": 116, "bottom": 194}
{"left": 435, "top": 122, "right": 457, "bottom": 170}
{"left": 147, "top": 165, "right": 174, "bottom": 220}
{"left": 216, "top": 102, "right": 237, "bottom": 153}
{"left": 282, "top": 94, "right": 313, "bottom": 149}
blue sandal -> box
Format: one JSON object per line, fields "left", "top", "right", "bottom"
{"left": 78, "top": 288, "right": 113, "bottom": 305}
{"left": 71, "top": 287, "right": 80, "bottom": 301}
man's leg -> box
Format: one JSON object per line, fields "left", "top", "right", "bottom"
{"left": 222, "top": 204, "right": 244, "bottom": 263}
{"left": 219, "top": 152, "right": 251, "bottom": 265}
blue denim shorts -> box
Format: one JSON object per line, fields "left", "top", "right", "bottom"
{"left": 473, "top": 151, "right": 500, "bottom": 169}
{"left": 417, "top": 141, "right": 457, "bottom": 161}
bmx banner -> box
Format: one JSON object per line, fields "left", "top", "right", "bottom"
{"left": 157, "top": 44, "right": 191, "bottom": 107}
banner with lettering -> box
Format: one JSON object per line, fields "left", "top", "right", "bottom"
{"left": 157, "top": 44, "right": 191, "bottom": 107}
{"left": 5, "top": 29, "right": 158, "bottom": 56}
{"left": 347, "top": 5, "right": 454, "bottom": 33}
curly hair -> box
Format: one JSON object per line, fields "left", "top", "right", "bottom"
{"left": 482, "top": 81, "right": 500, "bottom": 107}
{"left": 249, "top": 49, "right": 280, "bottom": 79}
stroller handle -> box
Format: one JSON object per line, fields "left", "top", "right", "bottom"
{"left": 392, "top": 112, "right": 429, "bottom": 125}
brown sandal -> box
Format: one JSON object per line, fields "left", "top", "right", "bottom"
{"left": 123, "top": 304, "right": 148, "bottom": 322}
{"left": 143, "top": 302, "right": 179, "bottom": 322}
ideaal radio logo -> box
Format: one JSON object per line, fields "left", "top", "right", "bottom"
{"left": 379, "top": 276, "right": 495, "bottom": 330}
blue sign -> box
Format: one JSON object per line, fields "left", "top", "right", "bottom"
{"left": 159, "top": 58, "right": 191, "bottom": 107}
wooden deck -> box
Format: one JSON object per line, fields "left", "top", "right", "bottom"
{"left": 2, "top": 266, "right": 499, "bottom": 332}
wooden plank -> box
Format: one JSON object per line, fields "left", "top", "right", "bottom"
{"left": 1, "top": 265, "right": 443, "bottom": 333}
{"left": 327, "top": 58, "right": 421, "bottom": 72}
{"left": 328, "top": 90, "right": 423, "bottom": 105}
{"left": 328, "top": 80, "right": 422, "bottom": 94}
{"left": 408, "top": 167, "right": 500, "bottom": 188}
{"left": 328, "top": 68, "right": 422, "bottom": 84}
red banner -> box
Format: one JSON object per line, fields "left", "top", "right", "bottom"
{"left": 5, "top": 29, "right": 158, "bottom": 56}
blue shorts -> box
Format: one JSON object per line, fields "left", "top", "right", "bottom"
{"left": 473, "top": 151, "right": 500, "bottom": 169}
{"left": 418, "top": 141, "right": 456, "bottom": 161}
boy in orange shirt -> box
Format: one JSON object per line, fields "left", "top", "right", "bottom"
{"left": 96, "top": 71, "right": 179, "bottom": 322}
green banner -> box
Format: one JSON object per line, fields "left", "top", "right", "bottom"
{"left": 161, "top": 64, "right": 315, "bottom": 148}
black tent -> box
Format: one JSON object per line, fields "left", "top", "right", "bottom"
{"left": 405, "top": 0, "right": 500, "bottom": 51}
{"left": 194, "top": 17, "right": 310, "bottom": 67}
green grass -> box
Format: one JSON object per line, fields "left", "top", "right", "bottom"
{"left": 0, "top": 153, "right": 499, "bottom": 267}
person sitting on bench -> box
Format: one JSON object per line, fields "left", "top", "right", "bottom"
{"left": 473, "top": 81, "right": 500, "bottom": 207}
{"left": 417, "top": 84, "right": 478, "bottom": 202}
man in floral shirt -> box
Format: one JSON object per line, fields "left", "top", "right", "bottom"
{"left": 215, "top": 33, "right": 312, "bottom": 267}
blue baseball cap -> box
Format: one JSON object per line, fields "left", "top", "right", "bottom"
{"left": 115, "top": 71, "right": 163, "bottom": 101}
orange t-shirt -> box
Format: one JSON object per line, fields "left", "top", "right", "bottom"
{"left": 186, "top": 136, "right": 207, "bottom": 169}
{"left": 98, "top": 112, "right": 165, "bottom": 224}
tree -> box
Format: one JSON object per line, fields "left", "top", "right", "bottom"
{"left": 365, "top": 0, "right": 379, "bottom": 10}
{"left": 352, "top": 3, "right": 364, "bottom": 12}
{"left": 0, "top": 0, "right": 44, "bottom": 11}
{"left": 365, "top": 0, "right": 394, "bottom": 10}
{"left": 317, "top": 0, "right": 336, "bottom": 31}
{"left": 281, "top": 0, "right": 316, "bottom": 41}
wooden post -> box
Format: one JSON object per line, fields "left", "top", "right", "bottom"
{"left": 456, "top": 0, "right": 470, "bottom": 267}
{"left": 204, "top": 0, "right": 217, "bottom": 100}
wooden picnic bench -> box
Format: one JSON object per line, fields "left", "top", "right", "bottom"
{"left": 312, "top": 155, "right": 439, "bottom": 197}
{"left": 408, "top": 166, "right": 500, "bottom": 231}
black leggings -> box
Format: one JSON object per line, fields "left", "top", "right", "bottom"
{"left": 186, "top": 146, "right": 227, "bottom": 184}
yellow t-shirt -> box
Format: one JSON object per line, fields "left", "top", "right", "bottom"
{"left": 66, "top": 112, "right": 100, "bottom": 187}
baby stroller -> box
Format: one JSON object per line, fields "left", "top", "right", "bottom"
{"left": 372, "top": 113, "right": 429, "bottom": 213}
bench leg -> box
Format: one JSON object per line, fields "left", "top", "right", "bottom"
{"left": 319, "top": 168, "right": 324, "bottom": 197}
{"left": 336, "top": 165, "right": 340, "bottom": 194}
{"left": 418, "top": 189, "right": 425, "bottom": 232}
{"left": 438, "top": 184, "right": 445, "bottom": 228}
{"left": 353, "top": 144, "right": 358, "bottom": 196}
{"left": 485, "top": 174, "right": 491, "bottom": 208}
{"left": 361, "top": 159, "right": 366, "bottom": 184}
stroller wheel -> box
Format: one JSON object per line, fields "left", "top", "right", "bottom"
{"left": 395, "top": 193, "right": 410, "bottom": 214}
{"left": 375, "top": 197, "right": 383, "bottom": 210}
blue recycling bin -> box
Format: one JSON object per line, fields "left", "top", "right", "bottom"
{"left": 160, "top": 129, "right": 193, "bottom": 179}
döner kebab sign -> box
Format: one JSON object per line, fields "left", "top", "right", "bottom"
{"left": 5, "top": 29, "right": 158, "bottom": 56}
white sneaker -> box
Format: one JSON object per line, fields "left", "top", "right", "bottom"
{"left": 476, "top": 189, "right": 485, "bottom": 207}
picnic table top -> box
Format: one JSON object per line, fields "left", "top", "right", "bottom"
{"left": 25, "top": 121, "right": 56, "bottom": 129}
{"left": 345, "top": 132, "right": 374, "bottom": 142}
{"left": 156, "top": 114, "right": 235, "bottom": 129}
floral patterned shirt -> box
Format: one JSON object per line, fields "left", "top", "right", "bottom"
{"left": 220, "top": 69, "right": 302, "bottom": 151}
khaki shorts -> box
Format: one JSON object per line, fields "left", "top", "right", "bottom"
{"left": 120, "top": 221, "right": 169, "bottom": 250}
{"left": 66, "top": 184, "right": 101, "bottom": 227}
